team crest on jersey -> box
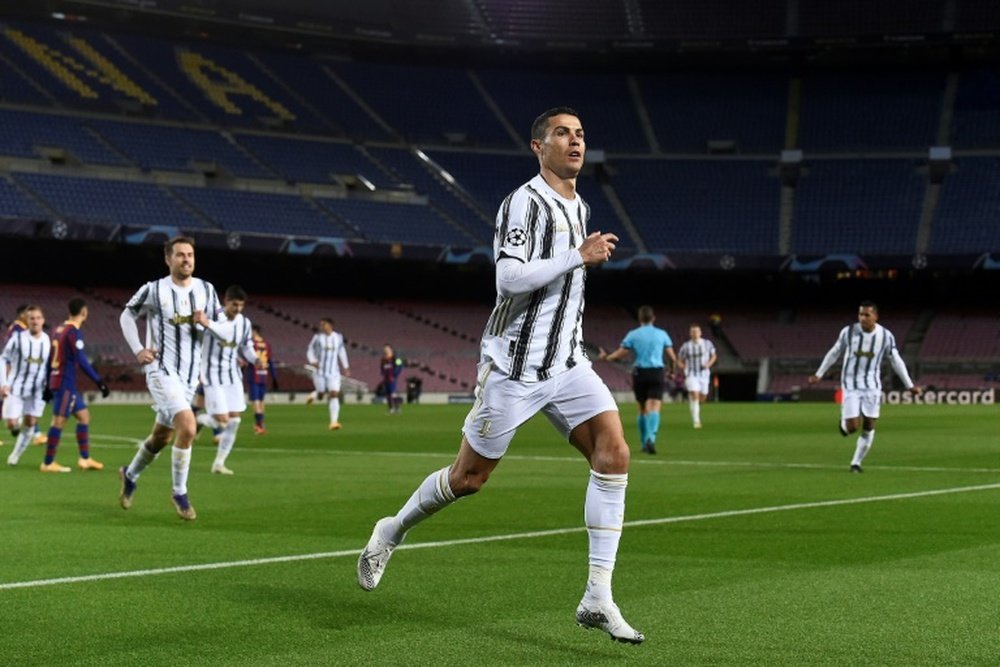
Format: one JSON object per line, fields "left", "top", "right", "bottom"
{"left": 505, "top": 229, "right": 528, "bottom": 247}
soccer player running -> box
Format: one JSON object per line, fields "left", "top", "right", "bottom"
{"left": 379, "top": 344, "right": 404, "bottom": 414}
{"left": 2, "top": 306, "right": 54, "bottom": 469}
{"left": 118, "top": 236, "right": 222, "bottom": 520}
{"left": 194, "top": 285, "right": 260, "bottom": 475}
{"left": 42, "top": 298, "right": 110, "bottom": 472}
{"left": 305, "top": 317, "right": 350, "bottom": 430}
{"left": 677, "top": 324, "right": 717, "bottom": 429}
{"left": 808, "top": 301, "right": 922, "bottom": 473}
{"left": 358, "top": 107, "right": 645, "bottom": 644}
{"left": 1, "top": 304, "right": 29, "bottom": 447}
{"left": 247, "top": 324, "right": 278, "bottom": 434}
{"left": 599, "top": 305, "right": 677, "bottom": 454}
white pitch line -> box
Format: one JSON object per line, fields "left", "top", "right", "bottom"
{"left": 3, "top": 481, "right": 999, "bottom": 591}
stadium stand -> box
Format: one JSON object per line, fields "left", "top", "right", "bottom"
{"left": 919, "top": 313, "right": 1000, "bottom": 361}
{"left": 0, "top": 108, "right": 129, "bottom": 166}
{"left": 931, "top": 157, "right": 1000, "bottom": 253}
{"left": 797, "top": 71, "right": 944, "bottom": 152}
{"left": 793, "top": 160, "right": 925, "bottom": 255}
{"left": 89, "top": 119, "right": 274, "bottom": 178}
{"left": 171, "top": 186, "right": 353, "bottom": 238}
{"left": 232, "top": 132, "right": 399, "bottom": 187}
{"left": 0, "top": 17, "right": 999, "bottom": 263}
{"left": 0, "top": 175, "right": 46, "bottom": 219}
{"left": 330, "top": 61, "right": 513, "bottom": 148}
{"left": 13, "top": 172, "right": 210, "bottom": 229}
{"left": 611, "top": 159, "right": 780, "bottom": 253}
{"left": 636, "top": 73, "right": 788, "bottom": 154}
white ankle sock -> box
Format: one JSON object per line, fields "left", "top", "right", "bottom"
{"left": 215, "top": 418, "right": 239, "bottom": 467}
{"left": 126, "top": 439, "right": 158, "bottom": 480}
{"left": 851, "top": 430, "right": 875, "bottom": 466}
{"left": 585, "top": 470, "right": 627, "bottom": 571}
{"left": 329, "top": 397, "right": 340, "bottom": 424}
{"left": 171, "top": 445, "right": 192, "bottom": 495}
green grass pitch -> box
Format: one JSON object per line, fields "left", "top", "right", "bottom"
{"left": 1, "top": 400, "right": 997, "bottom": 665}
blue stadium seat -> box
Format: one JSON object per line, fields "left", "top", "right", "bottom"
{"left": 793, "top": 160, "right": 924, "bottom": 254}
{"left": 612, "top": 159, "right": 780, "bottom": 253}
{"left": 14, "top": 172, "right": 210, "bottom": 229}
{"left": 932, "top": 157, "right": 1000, "bottom": 253}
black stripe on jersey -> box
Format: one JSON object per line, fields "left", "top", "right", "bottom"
{"left": 27, "top": 338, "right": 43, "bottom": 397}
{"left": 127, "top": 284, "right": 150, "bottom": 315}
{"left": 537, "top": 273, "right": 574, "bottom": 381}
{"left": 153, "top": 281, "right": 166, "bottom": 373}
{"left": 851, "top": 325, "right": 864, "bottom": 391}
{"left": 860, "top": 328, "right": 878, "bottom": 390}
{"left": 566, "top": 275, "right": 586, "bottom": 369}
{"left": 526, "top": 185, "right": 556, "bottom": 259}
{"left": 486, "top": 297, "right": 512, "bottom": 338}
{"left": 496, "top": 189, "right": 516, "bottom": 245}
{"left": 509, "top": 289, "right": 545, "bottom": 381}
{"left": 170, "top": 289, "right": 183, "bottom": 377}
{"left": 551, "top": 198, "right": 578, "bottom": 247}
{"left": 188, "top": 282, "right": 204, "bottom": 384}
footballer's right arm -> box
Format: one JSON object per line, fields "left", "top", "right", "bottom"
{"left": 120, "top": 308, "right": 155, "bottom": 365}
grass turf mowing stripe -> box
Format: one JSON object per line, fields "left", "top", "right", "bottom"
{"left": 3, "top": 481, "right": 998, "bottom": 592}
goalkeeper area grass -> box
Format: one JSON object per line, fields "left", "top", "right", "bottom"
{"left": 1, "top": 401, "right": 997, "bottom": 665}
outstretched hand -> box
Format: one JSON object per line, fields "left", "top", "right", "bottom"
{"left": 578, "top": 232, "right": 619, "bottom": 267}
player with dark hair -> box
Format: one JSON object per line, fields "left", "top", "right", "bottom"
{"left": 118, "top": 236, "right": 221, "bottom": 520}
{"left": 379, "top": 344, "right": 404, "bottom": 414}
{"left": 194, "top": 284, "right": 258, "bottom": 475}
{"left": 248, "top": 323, "right": 278, "bottom": 434}
{"left": 808, "top": 301, "right": 922, "bottom": 472}
{"left": 358, "top": 107, "right": 645, "bottom": 644}
{"left": 3, "top": 306, "right": 52, "bottom": 469}
{"left": 306, "top": 317, "right": 350, "bottom": 430}
{"left": 41, "top": 298, "right": 110, "bottom": 471}
{"left": 599, "top": 305, "right": 677, "bottom": 454}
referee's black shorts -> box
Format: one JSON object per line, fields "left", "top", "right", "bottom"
{"left": 632, "top": 367, "right": 665, "bottom": 403}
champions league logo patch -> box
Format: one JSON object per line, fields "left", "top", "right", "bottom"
{"left": 505, "top": 229, "right": 528, "bottom": 247}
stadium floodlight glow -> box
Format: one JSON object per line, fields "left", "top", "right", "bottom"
{"left": 440, "top": 170, "right": 455, "bottom": 184}
{"left": 358, "top": 174, "right": 376, "bottom": 191}
{"left": 414, "top": 149, "right": 430, "bottom": 162}
{"left": 51, "top": 12, "right": 66, "bottom": 19}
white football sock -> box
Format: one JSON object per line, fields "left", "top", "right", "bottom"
{"left": 10, "top": 425, "right": 35, "bottom": 463}
{"left": 851, "top": 429, "right": 875, "bottom": 467}
{"left": 125, "top": 438, "right": 158, "bottom": 480}
{"left": 215, "top": 418, "right": 239, "bottom": 467}
{"left": 171, "top": 445, "right": 192, "bottom": 496}
{"left": 390, "top": 466, "right": 456, "bottom": 543}
{"left": 690, "top": 398, "right": 701, "bottom": 424}
{"left": 584, "top": 470, "right": 627, "bottom": 601}
{"left": 328, "top": 397, "right": 340, "bottom": 424}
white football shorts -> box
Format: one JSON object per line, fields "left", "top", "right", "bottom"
{"left": 2, "top": 394, "right": 45, "bottom": 420}
{"left": 841, "top": 388, "right": 882, "bottom": 420}
{"left": 204, "top": 382, "right": 247, "bottom": 415}
{"left": 684, "top": 374, "right": 710, "bottom": 395}
{"left": 313, "top": 373, "right": 342, "bottom": 394}
{"left": 462, "top": 361, "right": 618, "bottom": 460}
{"left": 146, "top": 368, "right": 197, "bottom": 427}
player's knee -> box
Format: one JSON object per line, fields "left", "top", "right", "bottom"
{"left": 449, "top": 469, "right": 490, "bottom": 497}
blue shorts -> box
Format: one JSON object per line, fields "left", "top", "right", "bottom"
{"left": 52, "top": 387, "right": 86, "bottom": 418}
{"left": 249, "top": 383, "right": 267, "bottom": 401}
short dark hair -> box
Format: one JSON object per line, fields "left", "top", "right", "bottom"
{"left": 225, "top": 285, "right": 248, "bottom": 301}
{"left": 68, "top": 297, "right": 87, "bottom": 316}
{"left": 15, "top": 304, "right": 28, "bottom": 317}
{"left": 252, "top": 324, "right": 262, "bottom": 333}
{"left": 320, "top": 317, "right": 333, "bottom": 326}
{"left": 531, "top": 107, "right": 580, "bottom": 142}
{"left": 859, "top": 300, "right": 878, "bottom": 312}
{"left": 164, "top": 235, "right": 195, "bottom": 257}
{"left": 637, "top": 305, "right": 655, "bottom": 324}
